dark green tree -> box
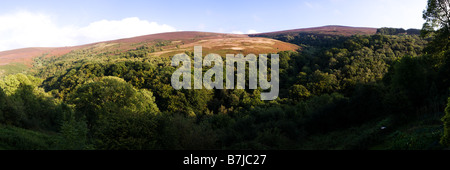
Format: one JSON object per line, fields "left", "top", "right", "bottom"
{"left": 57, "top": 110, "right": 90, "bottom": 150}
{"left": 390, "top": 56, "right": 428, "bottom": 107}
{"left": 441, "top": 97, "right": 450, "bottom": 147}
{"left": 0, "top": 74, "right": 66, "bottom": 130}
{"left": 423, "top": 0, "right": 450, "bottom": 34}
{"left": 69, "top": 76, "right": 159, "bottom": 131}
{"left": 422, "top": 0, "right": 450, "bottom": 59}
{"left": 0, "top": 87, "right": 6, "bottom": 123}
{"left": 289, "top": 84, "right": 311, "bottom": 101}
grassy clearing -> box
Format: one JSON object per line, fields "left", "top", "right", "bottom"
{"left": 0, "top": 63, "right": 29, "bottom": 77}
{"left": 299, "top": 117, "right": 394, "bottom": 150}
{"left": 298, "top": 112, "right": 446, "bottom": 150}
{"left": 370, "top": 113, "right": 445, "bottom": 150}
{"left": 0, "top": 125, "right": 57, "bottom": 150}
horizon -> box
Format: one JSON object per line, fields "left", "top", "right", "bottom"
{"left": 0, "top": 25, "right": 420, "bottom": 52}
{"left": 0, "top": 0, "right": 427, "bottom": 51}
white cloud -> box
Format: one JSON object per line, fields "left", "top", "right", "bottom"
{"left": 246, "top": 29, "right": 260, "bottom": 34}
{"left": 0, "top": 11, "right": 77, "bottom": 51}
{"left": 231, "top": 30, "right": 260, "bottom": 34}
{"left": 77, "top": 17, "right": 176, "bottom": 43}
{"left": 0, "top": 11, "right": 177, "bottom": 51}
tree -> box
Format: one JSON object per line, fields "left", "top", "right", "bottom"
{"left": 68, "top": 76, "right": 161, "bottom": 149}
{"left": 0, "top": 73, "right": 42, "bottom": 96}
{"left": 69, "top": 76, "right": 159, "bottom": 131}
{"left": 0, "top": 74, "right": 66, "bottom": 130}
{"left": 423, "top": 2, "right": 450, "bottom": 147}
{"left": 423, "top": 0, "right": 450, "bottom": 56}
{"left": 94, "top": 110, "right": 158, "bottom": 150}
{"left": 390, "top": 56, "right": 428, "bottom": 107}
{"left": 376, "top": 28, "right": 406, "bottom": 35}
{"left": 154, "top": 113, "right": 218, "bottom": 149}
{"left": 0, "top": 87, "right": 6, "bottom": 123}
{"left": 289, "top": 84, "right": 311, "bottom": 101}
{"left": 57, "top": 111, "right": 90, "bottom": 150}
{"left": 306, "top": 70, "right": 339, "bottom": 95}
{"left": 423, "top": 0, "right": 450, "bottom": 34}
{"left": 442, "top": 97, "right": 450, "bottom": 147}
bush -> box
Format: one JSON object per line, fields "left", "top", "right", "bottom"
{"left": 69, "top": 76, "right": 159, "bottom": 131}
{"left": 441, "top": 97, "right": 450, "bottom": 147}
{"left": 0, "top": 74, "right": 68, "bottom": 131}
{"left": 0, "top": 125, "right": 55, "bottom": 150}
{"left": 154, "top": 113, "right": 218, "bottom": 150}
{"left": 56, "top": 111, "right": 91, "bottom": 150}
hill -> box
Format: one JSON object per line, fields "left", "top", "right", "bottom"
{"left": 1, "top": 23, "right": 445, "bottom": 151}
{"left": 2, "top": 25, "right": 422, "bottom": 70}
{"left": 0, "top": 26, "right": 387, "bottom": 70}
{"left": 250, "top": 25, "right": 378, "bottom": 37}
{"left": 0, "top": 31, "right": 299, "bottom": 70}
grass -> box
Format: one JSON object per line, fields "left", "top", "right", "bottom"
{"left": 298, "top": 112, "right": 446, "bottom": 150}
{"left": 0, "top": 63, "right": 29, "bottom": 77}
{"left": 0, "top": 125, "right": 56, "bottom": 150}
{"left": 299, "top": 117, "right": 394, "bottom": 150}
{"left": 370, "top": 112, "right": 445, "bottom": 150}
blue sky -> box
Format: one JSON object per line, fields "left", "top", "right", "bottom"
{"left": 0, "top": 0, "right": 427, "bottom": 51}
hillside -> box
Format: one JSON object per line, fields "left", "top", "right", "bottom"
{"left": 0, "top": 31, "right": 299, "bottom": 70}
{"left": 3, "top": 28, "right": 437, "bottom": 150}
{"left": 0, "top": 26, "right": 383, "bottom": 69}
{"left": 0, "top": 26, "right": 387, "bottom": 70}
{"left": 1, "top": 23, "right": 447, "bottom": 151}
{"left": 251, "top": 25, "right": 378, "bottom": 37}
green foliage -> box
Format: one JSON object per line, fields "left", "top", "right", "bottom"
{"left": 423, "top": 0, "right": 450, "bottom": 34}
{"left": 0, "top": 63, "right": 29, "bottom": 77}
{"left": 0, "top": 125, "right": 55, "bottom": 150}
{"left": 263, "top": 33, "right": 426, "bottom": 100}
{"left": 299, "top": 118, "right": 391, "bottom": 150}
{"left": 0, "top": 74, "right": 68, "bottom": 131}
{"left": 406, "top": 29, "right": 421, "bottom": 35}
{"left": 94, "top": 111, "right": 157, "bottom": 150}
{"left": 154, "top": 113, "right": 218, "bottom": 150}
{"left": 66, "top": 76, "right": 162, "bottom": 149}
{"left": 56, "top": 111, "right": 90, "bottom": 150}
{"left": 388, "top": 125, "right": 443, "bottom": 150}
{"left": 289, "top": 84, "right": 311, "bottom": 101}
{"left": 222, "top": 106, "right": 303, "bottom": 149}
{"left": 69, "top": 76, "right": 159, "bottom": 131}
{"left": 26, "top": 31, "right": 432, "bottom": 150}
{"left": 0, "top": 88, "right": 7, "bottom": 123}
{"left": 0, "top": 73, "right": 42, "bottom": 95}
{"left": 2, "top": 6, "right": 446, "bottom": 150}
{"left": 306, "top": 70, "right": 339, "bottom": 95}
{"left": 377, "top": 27, "right": 406, "bottom": 35}
{"left": 422, "top": 0, "right": 450, "bottom": 66}
{"left": 441, "top": 97, "right": 450, "bottom": 147}
{"left": 389, "top": 56, "right": 429, "bottom": 107}
{"left": 376, "top": 28, "right": 421, "bottom": 36}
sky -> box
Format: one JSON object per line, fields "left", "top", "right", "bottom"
{"left": 0, "top": 0, "right": 428, "bottom": 51}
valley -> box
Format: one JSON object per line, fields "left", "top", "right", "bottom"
{"left": 0, "top": 24, "right": 447, "bottom": 150}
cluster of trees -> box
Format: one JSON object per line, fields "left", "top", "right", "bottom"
{"left": 376, "top": 28, "right": 421, "bottom": 35}
{"left": 1, "top": 31, "right": 437, "bottom": 150}
{"left": 0, "top": 74, "right": 69, "bottom": 131}
{"left": 422, "top": 0, "right": 450, "bottom": 147}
